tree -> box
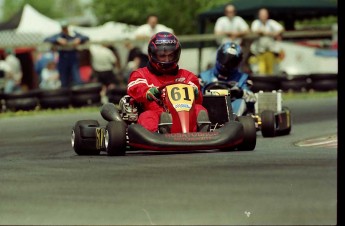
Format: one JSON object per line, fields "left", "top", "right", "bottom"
{"left": 91, "top": 0, "right": 231, "bottom": 35}
{"left": 1, "top": 0, "right": 84, "bottom": 22}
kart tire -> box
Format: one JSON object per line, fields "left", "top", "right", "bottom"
{"left": 72, "top": 120, "right": 100, "bottom": 156}
{"left": 105, "top": 121, "right": 127, "bottom": 156}
{"left": 277, "top": 107, "right": 292, "bottom": 136}
{"left": 71, "top": 93, "right": 101, "bottom": 107}
{"left": 261, "top": 110, "right": 276, "bottom": 137}
{"left": 40, "top": 96, "right": 71, "bottom": 109}
{"left": 237, "top": 115, "right": 256, "bottom": 151}
{"left": 280, "top": 76, "right": 309, "bottom": 92}
{"left": 310, "top": 79, "right": 337, "bottom": 91}
{"left": 5, "top": 97, "right": 39, "bottom": 111}
{"left": 71, "top": 82, "right": 103, "bottom": 95}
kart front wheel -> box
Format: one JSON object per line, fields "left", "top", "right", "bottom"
{"left": 277, "top": 106, "right": 292, "bottom": 136}
{"left": 72, "top": 120, "right": 100, "bottom": 155}
{"left": 261, "top": 110, "right": 276, "bottom": 137}
{"left": 105, "top": 121, "right": 127, "bottom": 156}
{"left": 237, "top": 115, "right": 257, "bottom": 151}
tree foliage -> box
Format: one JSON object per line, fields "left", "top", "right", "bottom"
{"left": 1, "top": 0, "right": 84, "bottom": 22}
{"left": 91, "top": 0, "right": 231, "bottom": 35}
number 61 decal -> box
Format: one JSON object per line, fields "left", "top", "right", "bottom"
{"left": 166, "top": 84, "right": 195, "bottom": 112}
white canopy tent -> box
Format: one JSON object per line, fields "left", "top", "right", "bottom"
{"left": 0, "top": 4, "right": 139, "bottom": 48}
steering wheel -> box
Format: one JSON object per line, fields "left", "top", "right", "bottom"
{"left": 203, "top": 81, "right": 243, "bottom": 99}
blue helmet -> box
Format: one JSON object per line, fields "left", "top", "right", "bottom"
{"left": 215, "top": 42, "right": 243, "bottom": 75}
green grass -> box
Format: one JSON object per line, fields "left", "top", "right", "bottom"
{"left": 0, "top": 91, "right": 337, "bottom": 118}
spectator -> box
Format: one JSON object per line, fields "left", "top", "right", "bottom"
{"left": 214, "top": 3, "right": 250, "bottom": 46}
{"left": 44, "top": 21, "right": 89, "bottom": 88}
{"left": 250, "top": 8, "right": 285, "bottom": 75}
{"left": 39, "top": 60, "right": 61, "bottom": 90}
{"left": 3, "top": 48, "right": 23, "bottom": 93}
{"left": 89, "top": 44, "right": 121, "bottom": 104}
{"left": 34, "top": 47, "right": 59, "bottom": 80}
{"left": 134, "top": 14, "right": 174, "bottom": 54}
{"left": 123, "top": 39, "right": 149, "bottom": 81}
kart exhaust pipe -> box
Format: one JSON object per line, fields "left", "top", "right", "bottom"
{"left": 101, "top": 103, "right": 123, "bottom": 122}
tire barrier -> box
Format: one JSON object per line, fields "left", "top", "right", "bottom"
{"left": 38, "top": 88, "right": 71, "bottom": 109}
{"left": 309, "top": 73, "right": 337, "bottom": 91}
{"left": 70, "top": 82, "right": 103, "bottom": 107}
{"left": 249, "top": 74, "right": 282, "bottom": 92}
{"left": 280, "top": 75, "right": 310, "bottom": 92}
{"left": 3, "top": 89, "right": 41, "bottom": 111}
{"left": 106, "top": 86, "right": 127, "bottom": 105}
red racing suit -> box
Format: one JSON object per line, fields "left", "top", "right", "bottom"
{"left": 127, "top": 67, "right": 207, "bottom": 132}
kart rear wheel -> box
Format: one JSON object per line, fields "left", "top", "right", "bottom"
{"left": 237, "top": 115, "right": 256, "bottom": 151}
{"left": 105, "top": 121, "right": 127, "bottom": 156}
{"left": 277, "top": 107, "right": 292, "bottom": 136}
{"left": 72, "top": 120, "right": 100, "bottom": 155}
{"left": 261, "top": 110, "right": 276, "bottom": 137}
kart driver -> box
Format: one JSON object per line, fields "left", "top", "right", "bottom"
{"left": 127, "top": 31, "right": 209, "bottom": 133}
{"left": 199, "top": 41, "right": 256, "bottom": 116}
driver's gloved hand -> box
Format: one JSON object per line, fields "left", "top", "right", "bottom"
{"left": 243, "top": 90, "right": 257, "bottom": 103}
{"left": 193, "top": 86, "right": 199, "bottom": 99}
{"left": 146, "top": 87, "right": 160, "bottom": 101}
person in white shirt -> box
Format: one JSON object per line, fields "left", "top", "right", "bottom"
{"left": 89, "top": 44, "right": 121, "bottom": 103}
{"left": 39, "top": 60, "right": 61, "bottom": 90}
{"left": 250, "top": 8, "right": 285, "bottom": 75}
{"left": 214, "top": 4, "right": 250, "bottom": 46}
{"left": 135, "top": 14, "right": 174, "bottom": 54}
{"left": 3, "top": 48, "right": 23, "bottom": 93}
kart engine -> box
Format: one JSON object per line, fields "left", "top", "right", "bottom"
{"left": 118, "top": 95, "right": 138, "bottom": 123}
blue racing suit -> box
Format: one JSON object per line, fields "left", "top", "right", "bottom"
{"left": 199, "top": 67, "right": 255, "bottom": 116}
{"left": 44, "top": 31, "right": 89, "bottom": 88}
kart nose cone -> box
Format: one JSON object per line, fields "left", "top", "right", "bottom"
{"left": 105, "top": 130, "right": 109, "bottom": 149}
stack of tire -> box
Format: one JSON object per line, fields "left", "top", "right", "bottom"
{"left": 279, "top": 74, "right": 310, "bottom": 92}
{"left": 106, "top": 85, "right": 128, "bottom": 105}
{"left": 309, "top": 73, "right": 337, "bottom": 91}
{"left": 249, "top": 74, "right": 281, "bottom": 92}
{"left": 2, "top": 89, "right": 41, "bottom": 111}
{"left": 38, "top": 88, "right": 71, "bottom": 109}
{"left": 70, "top": 82, "right": 103, "bottom": 107}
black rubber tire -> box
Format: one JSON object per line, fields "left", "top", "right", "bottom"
{"left": 310, "top": 79, "right": 337, "bottom": 91}
{"left": 280, "top": 75, "right": 309, "bottom": 92}
{"left": 237, "top": 115, "right": 257, "bottom": 151}
{"left": 105, "top": 121, "right": 127, "bottom": 156}
{"left": 4, "top": 90, "right": 41, "bottom": 99}
{"left": 72, "top": 120, "right": 100, "bottom": 156}
{"left": 71, "top": 93, "right": 101, "bottom": 107}
{"left": 261, "top": 110, "right": 276, "bottom": 137}
{"left": 39, "top": 88, "right": 71, "bottom": 98}
{"left": 249, "top": 75, "right": 281, "bottom": 92}
{"left": 71, "top": 82, "right": 103, "bottom": 95}
{"left": 106, "top": 86, "right": 128, "bottom": 104}
{"left": 277, "top": 106, "right": 292, "bottom": 136}
{"left": 5, "top": 97, "right": 39, "bottom": 111}
{"left": 39, "top": 96, "right": 71, "bottom": 109}
{"left": 309, "top": 73, "right": 337, "bottom": 81}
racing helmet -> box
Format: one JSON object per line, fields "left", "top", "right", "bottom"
{"left": 216, "top": 41, "right": 243, "bottom": 75}
{"left": 148, "top": 31, "right": 181, "bottom": 74}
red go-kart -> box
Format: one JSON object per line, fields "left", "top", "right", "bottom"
{"left": 71, "top": 82, "right": 257, "bottom": 156}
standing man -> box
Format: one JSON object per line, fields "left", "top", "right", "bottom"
{"left": 250, "top": 8, "right": 285, "bottom": 75}
{"left": 89, "top": 44, "right": 120, "bottom": 104}
{"left": 134, "top": 14, "right": 174, "bottom": 54}
{"left": 44, "top": 21, "right": 89, "bottom": 88}
{"left": 214, "top": 4, "right": 250, "bottom": 46}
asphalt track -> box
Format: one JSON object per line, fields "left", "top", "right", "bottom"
{"left": 0, "top": 96, "right": 337, "bottom": 225}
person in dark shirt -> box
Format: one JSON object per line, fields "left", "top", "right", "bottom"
{"left": 44, "top": 21, "right": 89, "bottom": 88}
